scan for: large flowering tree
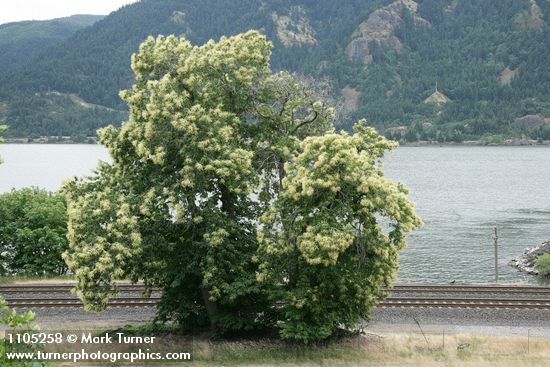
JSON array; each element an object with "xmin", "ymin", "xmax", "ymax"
[{"xmin": 63, "ymin": 31, "xmax": 421, "ymax": 341}]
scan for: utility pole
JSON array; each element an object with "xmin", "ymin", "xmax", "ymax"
[{"xmin": 492, "ymin": 227, "xmax": 499, "ymax": 283}]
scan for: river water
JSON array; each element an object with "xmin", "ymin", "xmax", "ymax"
[{"xmin": 0, "ymin": 144, "xmax": 549, "ymax": 283}]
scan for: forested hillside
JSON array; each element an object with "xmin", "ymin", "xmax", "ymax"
[
  {"xmin": 0, "ymin": 15, "xmax": 103, "ymax": 70},
  {"xmin": 1, "ymin": 0, "xmax": 549, "ymax": 142}
]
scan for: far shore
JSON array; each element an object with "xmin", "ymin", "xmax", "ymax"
[
  {"xmin": 4, "ymin": 136, "xmax": 550, "ymax": 146},
  {"xmin": 3, "ymin": 136, "xmax": 99, "ymax": 144},
  {"xmin": 401, "ymin": 139, "xmax": 550, "ymax": 147}
]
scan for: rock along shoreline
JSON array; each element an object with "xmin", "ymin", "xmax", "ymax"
[{"xmin": 509, "ymin": 240, "xmax": 550, "ymax": 275}]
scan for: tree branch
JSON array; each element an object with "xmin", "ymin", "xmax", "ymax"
[{"xmin": 291, "ymin": 111, "xmax": 318, "ymax": 135}]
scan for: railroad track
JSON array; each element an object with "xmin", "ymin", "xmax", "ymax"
[
  {"xmin": 0, "ymin": 284, "xmax": 148, "ymax": 293},
  {"xmin": 3, "ymin": 283, "xmax": 549, "ymax": 294},
  {"xmin": 387, "ymin": 284, "xmax": 550, "ymax": 294},
  {"xmin": 0, "ymin": 283, "xmax": 159, "ymax": 308},
  {"xmin": 2, "ymin": 283, "xmax": 550, "ymax": 309},
  {"xmin": 379, "ymin": 297, "xmax": 550, "ymax": 309},
  {"xmin": 4, "ymin": 297, "xmax": 160, "ymax": 308}
]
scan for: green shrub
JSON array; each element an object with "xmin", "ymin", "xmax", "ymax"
[
  {"xmin": 0, "ymin": 188, "xmax": 68, "ymax": 276},
  {"xmin": 535, "ymin": 254, "xmax": 550, "ymax": 278},
  {"xmin": 481, "ymin": 134, "xmax": 504, "ymax": 145},
  {"xmin": 0, "ymin": 296, "xmax": 45, "ymax": 366}
]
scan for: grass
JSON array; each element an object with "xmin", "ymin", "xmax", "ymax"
[
  {"xmin": 2, "ymin": 324, "xmax": 547, "ymax": 366},
  {"xmin": 0, "ymin": 274, "xmax": 75, "ymax": 284},
  {"xmin": 190, "ymin": 337, "xmax": 372, "ymax": 366},
  {"xmin": 88, "ymin": 325, "xmax": 550, "ymax": 366},
  {"xmin": 185, "ymin": 332, "xmax": 550, "ymax": 366}
]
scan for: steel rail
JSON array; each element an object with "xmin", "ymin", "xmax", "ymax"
[
  {"xmin": 2, "ymin": 284, "xmax": 548, "ymax": 291},
  {"xmin": 4, "ymin": 297, "xmax": 160, "ymax": 308},
  {"xmin": 381, "ymin": 297, "xmax": 550, "ymax": 306},
  {"xmin": 3, "ymin": 284, "xmax": 550, "ymax": 293},
  {"xmin": 379, "ymin": 300, "xmax": 550, "ymax": 309},
  {"xmin": 0, "ymin": 284, "xmax": 149, "ymax": 293},
  {"xmin": 388, "ymin": 285, "xmax": 550, "ymax": 293},
  {"xmin": 7, "ymin": 297, "xmax": 550, "ymax": 309}
]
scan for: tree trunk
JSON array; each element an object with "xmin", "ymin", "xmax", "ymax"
[
  {"xmin": 277, "ymin": 159, "xmax": 285, "ymax": 194},
  {"xmin": 200, "ymin": 287, "xmax": 219, "ymax": 331},
  {"xmin": 220, "ymin": 184, "xmax": 236, "ymax": 219}
]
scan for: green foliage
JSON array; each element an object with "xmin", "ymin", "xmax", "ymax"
[
  {"xmin": 0, "ymin": 296, "xmax": 44, "ymax": 367},
  {"xmin": 535, "ymin": 254, "xmax": 550, "ymax": 278},
  {"xmin": 63, "ymin": 31, "xmax": 420, "ymax": 342},
  {"xmin": 481, "ymin": 134, "xmax": 505, "ymax": 145},
  {"xmin": 0, "ymin": 297, "xmax": 36, "ymax": 328},
  {"xmin": 0, "ymin": 188, "xmax": 68, "ymax": 276}
]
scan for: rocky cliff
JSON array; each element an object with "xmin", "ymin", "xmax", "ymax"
[{"xmin": 346, "ymin": 0, "xmax": 429, "ymax": 67}]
